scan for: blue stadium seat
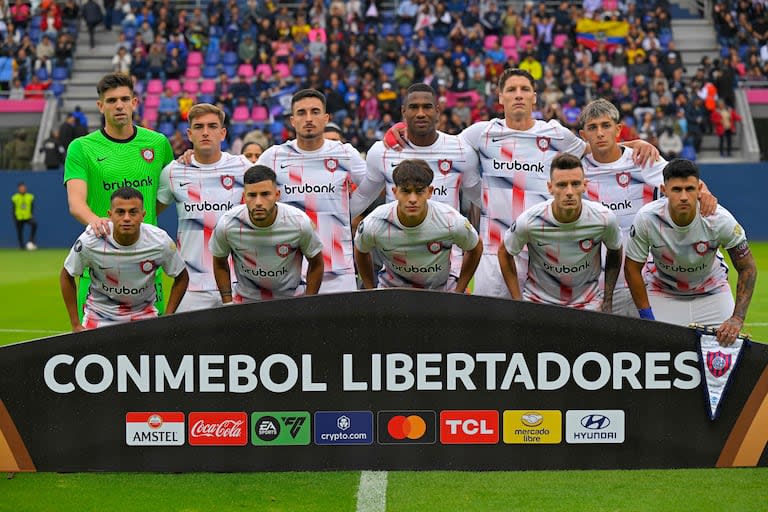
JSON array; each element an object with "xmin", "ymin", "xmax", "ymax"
[
  {"xmin": 205, "ymin": 52, "xmax": 219, "ymax": 66},
  {"xmin": 222, "ymin": 52, "xmax": 238, "ymax": 66},
  {"xmin": 399, "ymin": 23, "xmax": 413, "ymax": 38},
  {"xmin": 177, "ymin": 122, "xmax": 189, "ymax": 133},
  {"xmin": 269, "ymin": 120, "xmax": 285, "ymax": 142},
  {"xmin": 433, "ymin": 36, "xmax": 450, "ymax": 52},
  {"xmin": 198, "ymin": 94, "xmax": 214, "ymax": 104},
  {"xmin": 35, "ymin": 67, "xmax": 49, "ymax": 81},
  {"xmin": 223, "ymin": 64, "xmax": 237, "ymax": 78},
  {"xmin": 292, "ymin": 62, "xmax": 308, "ymax": 78},
  {"xmin": 381, "ymin": 61, "xmax": 395, "ymax": 79},
  {"xmin": 202, "ymin": 65, "xmax": 219, "ymax": 79},
  {"xmin": 229, "ymin": 123, "xmax": 249, "ymax": 139},
  {"xmin": 123, "ymin": 26, "xmax": 137, "ymax": 40},
  {"xmin": 52, "ymin": 67, "xmax": 69, "ymax": 81},
  {"xmin": 381, "ymin": 23, "xmax": 395, "ymax": 37},
  {"xmin": 158, "ymin": 122, "xmax": 176, "ymax": 137},
  {"xmin": 51, "ymin": 81, "xmax": 66, "ymax": 97}
]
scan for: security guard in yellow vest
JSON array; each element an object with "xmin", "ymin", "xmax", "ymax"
[{"xmin": 11, "ymin": 182, "xmax": 37, "ymax": 250}]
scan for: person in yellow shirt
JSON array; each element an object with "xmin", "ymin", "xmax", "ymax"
[
  {"xmin": 11, "ymin": 182, "xmax": 37, "ymax": 250},
  {"xmin": 519, "ymin": 52, "xmax": 543, "ymax": 81}
]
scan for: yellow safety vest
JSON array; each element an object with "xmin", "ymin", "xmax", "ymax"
[{"xmin": 11, "ymin": 193, "xmax": 34, "ymax": 221}]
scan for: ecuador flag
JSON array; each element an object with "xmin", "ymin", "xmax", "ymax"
[{"xmin": 575, "ymin": 18, "xmax": 629, "ymax": 51}]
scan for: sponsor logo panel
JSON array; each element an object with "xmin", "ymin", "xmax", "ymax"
[
  {"xmin": 188, "ymin": 412, "xmax": 248, "ymax": 446},
  {"xmin": 314, "ymin": 411, "xmax": 373, "ymax": 445},
  {"xmin": 439, "ymin": 410, "xmax": 499, "ymax": 444},
  {"xmin": 126, "ymin": 412, "xmax": 185, "ymax": 446},
  {"xmin": 251, "ymin": 411, "xmax": 311, "ymax": 446},
  {"xmin": 503, "ymin": 410, "xmax": 562, "ymax": 444},
  {"xmin": 377, "ymin": 411, "xmax": 436, "ymax": 445},
  {"xmin": 565, "ymin": 410, "xmax": 625, "ymax": 444}
]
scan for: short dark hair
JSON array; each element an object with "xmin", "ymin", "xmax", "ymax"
[
  {"xmin": 241, "ymin": 141, "xmax": 264, "ymax": 153},
  {"xmin": 550, "ymin": 153, "xmax": 584, "ymax": 177},
  {"xmin": 291, "ymin": 89, "xmax": 326, "ymax": 112},
  {"xmin": 392, "ymin": 159, "xmax": 434, "ymax": 188},
  {"xmin": 405, "ymin": 83, "xmax": 437, "ymax": 101},
  {"xmin": 97, "ymin": 73, "xmax": 134, "ymax": 98},
  {"xmin": 663, "ymin": 158, "xmax": 700, "ymax": 182},
  {"xmin": 498, "ymin": 68, "xmax": 536, "ymax": 91},
  {"xmin": 110, "ymin": 187, "xmax": 144, "ymax": 204},
  {"xmin": 244, "ymin": 165, "xmax": 277, "ymax": 185}
]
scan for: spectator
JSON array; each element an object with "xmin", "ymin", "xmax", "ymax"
[
  {"xmin": 39, "ymin": 129, "xmax": 65, "ymax": 170},
  {"xmin": 658, "ymin": 127, "xmax": 683, "ymax": 159},
  {"xmin": 164, "ymin": 46, "xmax": 184, "ymax": 79},
  {"xmin": 24, "ymin": 75, "xmax": 51, "ymax": 98},
  {"xmin": 112, "ymin": 46, "xmax": 131, "ymax": 73},
  {"xmin": 519, "ymin": 52, "xmax": 543, "ymax": 81},
  {"xmin": 82, "ymin": 0, "xmax": 104, "ymax": 49},
  {"xmin": 58, "ymin": 113, "xmax": 79, "ymax": 150},
  {"xmin": 2, "ymin": 129, "xmax": 34, "ymax": 169},
  {"xmin": 710, "ymin": 99, "xmax": 741, "ymax": 157},
  {"xmin": 158, "ymin": 87, "xmax": 179, "ymax": 123},
  {"xmin": 147, "ymin": 42, "xmax": 166, "ymax": 80},
  {"xmin": 238, "ymin": 33, "xmax": 257, "ymax": 65}
]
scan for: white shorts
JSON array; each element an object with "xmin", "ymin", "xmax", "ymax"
[
  {"xmin": 83, "ymin": 308, "xmax": 157, "ymax": 329},
  {"xmin": 648, "ymin": 289, "xmax": 734, "ymax": 328},
  {"xmin": 176, "ymin": 290, "xmax": 223, "ymax": 312},
  {"xmin": 473, "ymin": 251, "xmax": 527, "ymax": 299},
  {"xmin": 319, "ymin": 272, "xmax": 357, "ymax": 294},
  {"xmin": 610, "ymin": 287, "xmax": 640, "ymax": 318}
]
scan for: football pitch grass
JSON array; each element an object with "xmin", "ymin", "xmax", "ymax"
[{"xmin": 0, "ymin": 248, "xmax": 766, "ymax": 511}]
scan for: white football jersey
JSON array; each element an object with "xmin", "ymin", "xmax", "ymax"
[
  {"xmin": 582, "ymin": 148, "xmax": 666, "ymax": 289},
  {"xmin": 355, "ymin": 200, "xmax": 480, "ymax": 289},
  {"xmin": 257, "ymin": 139, "xmax": 366, "ymax": 277},
  {"xmin": 64, "ymin": 223, "xmax": 186, "ymax": 325},
  {"xmin": 626, "ymin": 200, "xmax": 745, "ymax": 296},
  {"xmin": 461, "ymin": 118, "xmax": 586, "ymax": 254},
  {"xmin": 158, "ymin": 153, "xmax": 251, "ymax": 292},
  {"xmin": 502, "ymin": 199, "xmax": 622, "ymax": 309},
  {"xmin": 350, "ymin": 133, "xmax": 481, "ymax": 216},
  {"xmin": 209, "ymin": 203, "xmax": 323, "ymax": 302}
]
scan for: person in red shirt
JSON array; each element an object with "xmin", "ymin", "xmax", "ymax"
[{"xmin": 24, "ymin": 75, "xmax": 51, "ymax": 98}]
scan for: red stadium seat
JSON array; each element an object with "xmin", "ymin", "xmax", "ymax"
[
  {"xmin": 200, "ymin": 79, "xmax": 216, "ymax": 95},
  {"xmin": 251, "ymin": 105, "xmax": 269, "ymax": 122},
  {"xmin": 165, "ymin": 79, "xmax": 181, "ymax": 95},
  {"xmin": 483, "ymin": 35, "xmax": 499, "ymax": 50},
  {"xmin": 612, "ymin": 74, "xmax": 628, "ymax": 89},
  {"xmin": 187, "ymin": 51, "xmax": 203, "ymax": 66},
  {"xmin": 231, "ymin": 105, "xmax": 250, "ymax": 122},
  {"xmin": 254, "ymin": 63, "xmax": 272, "ymax": 79},
  {"xmin": 553, "ymin": 33, "xmax": 569, "ymax": 49},
  {"xmin": 237, "ymin": 64, "xmax": 254, "ymax": 78},
  {"xmin": 143, "ymin": 108, "xmax": 158, "ymax": 127},
  {"xmin": 184, "ymin": 66, "xmax": 201, "ymax": 80},
  {"xmin": 274, "ymin": 63, "xmax": 290, "ymax": 78},
  {"xmin": 143, "ymin": 94, "xmax": 161, "ymax": 108},
  {"xmin": 502, "ymin": 35, "xmax": 517, "ymax": 49},
  {"xmin": 146, "ymin": 79, "xmax": 163, "ymax": 95},
  {"xmin": 517, "ymin": 34, "xmax": 534, "ymax": 50},
  {"xmin": 183, "ymin": 80, "xmax": 199, "ymax": 95}
]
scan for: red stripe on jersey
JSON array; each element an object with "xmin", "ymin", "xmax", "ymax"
[
  {"xmin": 84, "ymin": 316, "xmax": 98, "ymax": 330},
  {"xmin": 304, "ymin": 198, "xmax": 318, "ymax": 228},
  {"xmin": 289, "ymin": 167, "xmax": 302, "ymax": 184},
  {"xmin": 243, "ymin": 253, "xmax": 258, "ymax": 267},
  {"xmin": 643, "ymin": 184, "xmax": 655, "ymax": 204},
  {"xmin": 546, "ymin": 248, "xmax": 558, "ymax": 264},
  {"xmin": 332, "ymin": 224, "xmax": 344, "ymax": 268},
  {"xmin": 660, "ymin": 250, "xmax": 674, "ymax": 265},
  {"xmin": 560, "ymin": 283, "xmax": 573, "ymax": 304},
  {"xmin": 261, "ymin": 288, "xmax": 273, "ymax": 301},
  {"xmin": 677, "ymin": 278, "xmax": 689, "ymax": 292},
  {"xmin": 393, "ymin": 252, "xmax": 407, "ymax": 266},
  {"xmin": 489, "ymin": 221, "xmax": 502, "ymax": 247},
  {"xmin": 188, "ymin": 184, "xmax": 201, "ymax": 203},
  {"xmin": 512, "ymin": 173, "xmax": 526, "ymax": 220},
  {"xmin": 587, "ymin": 181, "xmax": 599, "ymax": 201},
  {"xmin": 106, "ymin": 273, "xmax": 119, "ymax": 285}
]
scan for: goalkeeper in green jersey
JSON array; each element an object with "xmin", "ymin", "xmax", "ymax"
[{"xmin": 64, "ymin": 73, "xmax": 175, "ymax": 317}]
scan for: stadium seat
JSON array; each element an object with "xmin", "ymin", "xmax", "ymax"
[
  {"xmin": 517, "ymin": 34, "xmax": 534, "ymax": 50},
  {"xmin": 223, "ymin": 64, "xmax": 237, "ymax": 78},
  {"xmin": 183, "ymin": 80, "xmax": 199, "ymax": 95},
  {"xmin": 433, "ymin": 36, "xmax": 450, "ymax": 52},
  {"xmin": 202, "ymin": 65, "xmax": 218, "ymax": 78},
  {"xmin": 123, "ymin": 26, "xmax": 137, "ymax": 40},
  {"xmin": 222, "ymin": 51, "xmax": 238, "ymax": 66},
  {"xmin": 184, "ymin": 66, "xmax": 201, "ymax": 80},
  {"xmin": 612, "ymin": 74, "xmax": 628, "ymax": 89},
  {"xmin": 158, "ymin": 122, "xmax": 176, "ymax": 137},
  {"xmin": 254, "ymin": 63, "xmax": 272, "ymax": 79},
  {"xmin": 502, "ymin": 35, "xmax": 517, "ymax": 49},
  {"xmin": 144, "ymin": 94, "xmax": 161, "ymax": 108},
  {"xmin": 197, "ymin": 94, "xmax": 214, "ymax": 104},
  {"xmin": 35, "ymin": 67, "xmax": 49, "ymax": 81},
  {"xmin": 292, "ymin": 62, "xmax": 308, "ymax": 79},
  {"xmin": 177, "ymin": 121, "xmax": 189, "ymax": 133},
  {"xmin": 165, "ymin": 79, "xmax": 181, "ymax": 95},
  {"xmin": 251, "ymin": 105, "xmax": 269, "ymax": 122},
  {"xmin": 381, "ymin": 22, "xmax": 395, "ymax": 37},
  {"xmin": 187, "ymin": 51, "xmax": 203, "ymax": 66},
  {"xmin": 230, "ymin": 123, "xmax": 249, "ymax": 139},
  {"xmin": 146, "ymin": 79, "xmax": 163, "ymax": 95},
  {"xmin": 143, "ymin": 107, "xmax": 158, "ymax": 124},
  {"xmin": 274, "ymin": 63, "xmax": 290, "ymax": 79},
  {"xmin": 381, "ymin": 61, "xmax": 395, "ymax": 79},
  {"xmin": 52, "ymin": 67, "xmax": 69, "ymax": 81},
  {"xmin": 200, "ymin": 79, "xmax": 216, "ymax": 95},
  {"xmin": 484, "ymin": 35, "xmax": 499, "ymax": 50},
  {"xmin": 399, "ymin": 23, "xmax": 413, "ymax": 38},
  {"xmin": 51, "ymin": 81, "xmax": 66, "ymax": 97},
  {"xmin": 205, "ymin": 52, "xmax": 219, "ymax": 66},
  {"xmin": 237, "ymin": 64, "xmax": 254, "ymax": 78},
  {"xmin": 231, "ymin": 105, "xmax": 250, "ymax": 122},
  {"xmin": 270, "ymin": 121, "xmax": 285, "ymax": 143},
  {"xmin": 553, "ymin": 33, "xmax": 569, "ymax": 49},
  {"xmin": 504, "ymin": 47, "xmax": 519, "ymax": 61}
]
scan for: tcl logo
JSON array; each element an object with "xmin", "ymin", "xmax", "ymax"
[
  {"xmin": 440, "ymin": 410, "xmax": 499, "ymax": 444},
  {"xmin": 188, "ymin": 412, "xmax": 248, "ymax": 446}
]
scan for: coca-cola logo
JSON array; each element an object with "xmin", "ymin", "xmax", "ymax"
[{"xmin": 188, "ymin": 412, "xmax": 248, "ymax": 446}]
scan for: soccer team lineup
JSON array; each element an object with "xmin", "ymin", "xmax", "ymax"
[{"xmin": 60, "ymin": 71, "xmax": 755, "ymax": 347}]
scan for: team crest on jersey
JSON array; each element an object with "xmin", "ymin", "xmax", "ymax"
[
  {"xmin": 630, "ymin": 225, "xmax": 636, "ymax": 238},
  {"xmin": 707, "ymin": 350, "xmax": 731, "ymax": 378},
  {"xmin": 536, "ymin": 136, "xmax": 550, "ymax": 152},
  {"xmin": 139, "ymin": 260, "xmax": 155, "ymax": 274},
  {"xmin": 427, "ymin": 241, "xmax": 442, "ymax": 254},
  {"xmin": 276, "ymin": 243, "xmax": 292, "ymax": 257},
  {"xmin": 324, "ymin": 158, "xmax": 339, "ymax": 172},
  {"xmin": 74, "ymin": 240, "xmax": 82, "ymax": 252},
  {"xmin": 616, "ymin": 172, "xmax": 631, "ymax": 188},
  {"xmin": 220, "ymin": 175, "xmax": 235, "ymax": 190},
  {"xmin": 438, "ymin": 159, "xmax": 452, "ymax": 175},
  {"xmin": 140, "ymin": 148, "xmax": 155, "ymax": 163},
  {"xmin": 579, "ymin": 239, "xmax": 594, "ymax": 252},
  {"xmin": 694, "ymin": 241, "xmax": 710, "ymax": 255}
]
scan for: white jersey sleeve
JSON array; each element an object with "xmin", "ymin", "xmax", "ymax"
[
  {"xmin": 157, "ymin": 162, "xmax": 174, "ymax": 206},
  {"xmin": 350, "ymin": 141, "xmax": 389, "ymax": 217}
]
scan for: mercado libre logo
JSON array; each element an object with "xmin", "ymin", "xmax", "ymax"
[{"xmin": 377, "ymin": 411, "xmax": 436, "ymax": 445}]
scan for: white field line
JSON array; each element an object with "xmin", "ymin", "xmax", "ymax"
[
  {"xmin": 0, "ymin": 329, "xmax": 64, "ymax": 334},
  {"xmin": 356, "ymin": 470, "xmax": 388, "ymax": 512}
]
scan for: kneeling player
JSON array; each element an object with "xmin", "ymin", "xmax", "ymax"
[
  {"xmin": 60, "ymin": 187, "xmax": 189, "ymax": 331},
  {"xmin": 625, "ymin": 159, "xmax": 757, "ymax": 345},
  {"xmin": 210, "ymin": 165, "xmax": 324, "ymax": 303},
  {"xmin": 354, "ymin": 159, "xmax": 482, "ymax": 292},
  {"xmin": 498, "ymin": 153, "xmax": 623, "ymax": 311}
]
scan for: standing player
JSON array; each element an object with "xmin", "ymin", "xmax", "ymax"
[
  {"xmin": 579, "ymin": 99, "xmax": 718, "ymax": 316},
  {"xmin": 157, "ymin": 103, "xmax": 251, "ymax": 312},
  {"xmin": 498, "ymin": 154, "xmax": 622, "ymax": 310},
  {"xmin": 354, "ymin": 159, "xmax": 483, "ymax": 291},
  {"xmin": 64, "ymin": 72, "xmax": 175, "ymax": 315},
  {"xmin": 60, "ymin": 187, "xmax": 188, "ymax": 332},
  {"xmin": 210, "ymin": 166, "xmax": 324, "ymax": 303},
  {"xmin": 257, "ymin": 89, "xmax": 366, "ymax": 293},
  {"xmin": 625, "ymin": 159, "xmax": 757, "ymax": 346}
]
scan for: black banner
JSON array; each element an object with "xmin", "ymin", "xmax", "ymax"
[{"xmin": 1, "ymin": 290, "xmax": 766, "ymax": 472}]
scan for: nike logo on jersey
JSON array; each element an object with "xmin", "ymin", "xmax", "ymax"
[
  {"xmin": 536, "ymin": 242, "xmax": 551, "ymax": 247},
  {"xmin": 179, "ymin": 182, "xmax": 192, "ymax": 187},
  {"xmin": 97, "ymin": 156, "xmax": 108, "ymax": 162},
  {"xmin": 280, "ymin": 163, "xmax": 292, "ymax": 169},
  {"xmin": 390, "ymin": 162, "xmax": 400, "ymax": 167},
  {"xmin": 652, "ymin": 244, "xmax": 666, "ymax": 249}
]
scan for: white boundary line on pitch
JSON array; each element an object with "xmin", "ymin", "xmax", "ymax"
[
  {"xmin": 0, "ymin": 329, "xmax": 64, "ymax": 334},
  {"xmin": 745, "ymin": 323, "xmax": 768, "ymax": 326},
  {"xmin": 356, "ymin": 470, "xmax": 388, "ymax": 512}
]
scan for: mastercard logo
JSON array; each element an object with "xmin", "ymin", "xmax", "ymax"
[
  {"xmin": 377, "ymin": 411, "xmax": 436, "ymax": 444},
  {"xmin": 387, "ymin": 415, "xmax": 427, "ymax": 440}
]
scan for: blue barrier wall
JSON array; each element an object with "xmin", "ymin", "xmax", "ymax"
[{"xmin": 1, "ymin": 163, "xmax": 766, "ymax": 248}]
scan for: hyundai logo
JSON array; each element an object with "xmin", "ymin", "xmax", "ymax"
[{"xmin": 580, "ymin": 414, "xmax": 611, "ymax": 430}]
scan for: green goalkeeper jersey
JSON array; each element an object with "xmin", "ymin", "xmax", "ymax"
[{"xmin": 64, "ymin": 127, "xmax": 174, "ymax": 225}]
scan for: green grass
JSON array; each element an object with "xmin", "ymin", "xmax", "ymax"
[{"xmin": 0, "ymin": 247, "xmax": 766, "ymax": 511}]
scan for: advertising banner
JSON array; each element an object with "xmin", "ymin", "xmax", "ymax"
[{"xmin": 0, "ymin": 290, "xmax": 766, "ymax": 472}]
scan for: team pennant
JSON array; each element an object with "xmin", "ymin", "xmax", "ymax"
[{"xmin": 694, "ymin": 325, "xmax": 749, "ymax": 421}]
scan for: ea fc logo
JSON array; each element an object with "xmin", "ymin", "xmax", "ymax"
[
  {"xmin": 579, "ymin": 239, "xmax": 594, "ymax": 252},
  {"xmin": 536, "ymin": 136, "xmax": 550, "ymax": 152},
  {"xmin": 616, "ymin": 172, "xmax": 631, "ymax": 188},
  {"xmin": 140, "ymin": 260, "xmax": 155, "ymax": 274},
  {"xmin": 141, "ymin": 148, "xmax": 155, "ymax": 163},
  {"xmin": 276, "ymin": 243, "xmax": 291, "ymax": 257},
  {"xmin": 324, "ymin": 158, "xmax": 338, "ymax": 172},
  {"xmin": 220, "ymin": 175, "xmax": 235, "ymax": 190},
  {"xmin": 694, "ymin": 241, "xmax": 709, "ymax": 255},
  {"xmin": 427, "ymin": 241, "xmax": 442, "ymax": 254},
  {"xmin": 438, "ymin": 159, "xmax": 452, "ymax": 175}
]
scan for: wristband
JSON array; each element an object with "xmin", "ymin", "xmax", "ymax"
[{"xmin": 638, "ymin": 307, "xmax": 655, "ymax": 320}]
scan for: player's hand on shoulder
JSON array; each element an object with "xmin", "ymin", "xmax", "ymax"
[
  {"xmin": 699, "ymin": 189, "xmax": 718, "ymax": 217},
  {"xmin": 383, "ymin": 121, "xmax": 408, "ymax": 151},
  {"xmin": 90, "ymin": 217, "xmax": 111, "ymax": 238},
  {"xmin": 630, "ymin": 140, "xmax": 660, "ymax": 168},
  {"xmin": 177, "ymin": 149, "xmax": 194, "ymax": 165}
]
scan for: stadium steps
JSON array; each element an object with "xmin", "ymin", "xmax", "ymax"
[{"xmin": 670, "ymin": 19, "xmax": 719, "ymax": 77}]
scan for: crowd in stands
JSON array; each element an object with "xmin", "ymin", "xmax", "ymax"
[{"xmin": 0, "ymin": 0, "xmax": 761, "ymax": 164}]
